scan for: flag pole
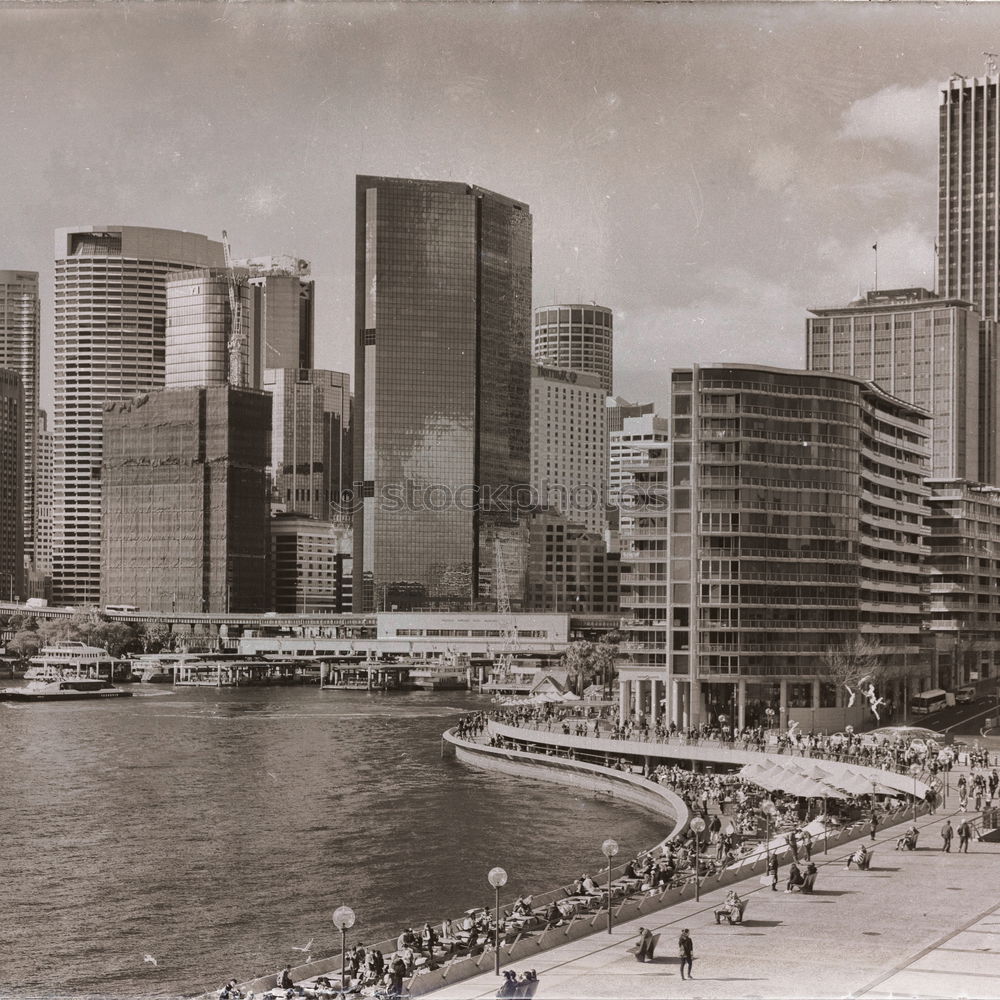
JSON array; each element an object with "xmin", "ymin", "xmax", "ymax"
[{"xmin": 873, "ymin": 243, "xmax": 878, "ymax": 293}]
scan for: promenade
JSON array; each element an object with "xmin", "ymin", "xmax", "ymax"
[{"xmin": 430, "ymin": 802, "xmax": 999, "ymax": 999}]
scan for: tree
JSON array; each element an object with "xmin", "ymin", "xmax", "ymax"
[
  {"xmin": 820, "ymin": 635, "xmax": 886, "ymax": 694},
  {"xmin": 6, "ymin": 629, "xmax": 42, "ymax": 661},
  {"xmin": 563, "ymin": 640, "xmax": 597, "ymax": 696},
  {"xmin": 140, "ymin": 621, "xmax": 174, "ymax": 653},
  {"xmin": 36, "ymin": 611, "xmax": 142, "ymax": 658}
]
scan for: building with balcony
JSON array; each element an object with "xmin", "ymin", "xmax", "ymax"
[
  {"xmin": 925, "ymin": 479, "xmax": 1000, "ymax": 690},
  {"xmin": 618, "ymin": 364, "xmax": 931, "ymax": 732}
]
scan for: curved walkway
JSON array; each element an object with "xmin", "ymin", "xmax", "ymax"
[
  {"xmin": 487, "ymin": 721, "xmax": 934, "ymax": 799},
  {"xmin": 429, "ymin": 798, "xmax": 993, "ymax": 999}
]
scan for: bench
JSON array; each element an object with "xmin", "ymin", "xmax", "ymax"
[
  {"xmin": 846, "ymin": 849, "xmax": 874, "ymax": 871},
  {"xmin": 714, "ymin": 898, "xmax": 748, "ymax": 925}
]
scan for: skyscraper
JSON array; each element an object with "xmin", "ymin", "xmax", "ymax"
[
  {"xmin": 529, "ymin": 363, "xmax": 607, "ymax": 534},
  {"xmin": 0, "ymin": 369, "xmax": 24, "ymax": 600},
  {"xmin": 52, "ymin": 226, "xmax": 224, "ymax": 605},
  {"xmin": 354, "ymin": 175, "xmax": 532, "ymax": 612},
  {"xmin": 806, "ymin": 288, "xmax": 996, "ymax": 482},
  {"xmin": 264, "ymin": 368, "xmax": 352, "ymax": 519},
  {"xmin": 101, "ymin": 386, "xmax": 271, "ymax": 613},
  {"xmin": 165, "ymin": 268, "xmax": 258, "ymax": 389},
  {"xmin": 938, "ymin": 74, "xmax": 1000, "ymax": 320},
  {"xmin": 0, "ymin": 271, "xmax": 39, "ymax": 565},
  {"xmin": 34, "ymin": 410, "xmax": 53, "ymax": 575},
  {"xmin": 236, "ymin": 255, "xmax": 314, "ymax": 371},
  {"xmin": 533, "ymin": 303, "xmax": 613, "ymax": 395}
]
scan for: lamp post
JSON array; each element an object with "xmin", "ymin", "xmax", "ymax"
[
  {"xmin": 761, "ymin": 798, "xmax": 778, "ymax": 865},
  {"xmin": 601, "ymin": 838, "xmax": 619, "ymax": 933},
  {"xmin": 690, "ymin": 816, "xmax": 706, "ymax": 901},
  {"xmin": 332, "ymin": 905, "xmax": 356, "ymax": 992},
  {"xmin": 488, "ymin": 866, "xmax": 507, "ymax": 976}
]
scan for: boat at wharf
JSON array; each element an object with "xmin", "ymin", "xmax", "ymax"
[
  {"xmin": 24, "ymin": 643, "xmax": 131, "ymax": 682},
  {"xmin": 399, "ymin": 651, "xmax": 475, "ymax": 690}
]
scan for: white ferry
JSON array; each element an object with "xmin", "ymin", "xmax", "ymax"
[
  {"xmin": 0, "ymin": 676, "xmax": 132, "ymax": 702},
  {"xmin": 24, "ymin": 643, "xmax": 120, "ymax": 681}
]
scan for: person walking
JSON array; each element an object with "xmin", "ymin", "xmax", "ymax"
[
  {"xmin": 941, "ymin": 818, "xmax": 954, "ymax": 853},
  {"xmin": 801, "ymin": 829, "xmax": 813, "ymax": 861},
  {"xmin": 678, "ymin": 928, "xmax": 694, "ymax": 980},
  {"xmin": 958, "ymin": 818, "xmax": 972, "ymax": 853},
  {"xmin": 869, "ymin": 813, "xmax": 879, "ymax": 842},
  {"xmin": 767, "ymin": 851, "xmax": 780, "ymax": 891}
]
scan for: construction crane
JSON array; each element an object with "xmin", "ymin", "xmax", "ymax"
[
  {"xmin": 490, "ymin": 535, "xmax": 519, "ymax": 686},
  {"xmin": 221, "ymin": 230, "xmax": 246, "ymax": 388}
]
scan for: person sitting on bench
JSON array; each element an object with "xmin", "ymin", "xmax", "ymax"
[
  {"xmin": 846, "ymin": 844, "xmax": 871, "ymax": 870},
  {"xmin": 801, "ymin": 862, "xmax": 818, "ymax": 893},
  {"xmin": 785, "ymin": 861, "xmax": 805, "ymax": 892},
  {"xmin": 714, "ymin": 889, "xmax": 746, "ymax": 924},
  {"xmin": 895, "ymin": 825, "xmax": 919, "ymax": 851}
]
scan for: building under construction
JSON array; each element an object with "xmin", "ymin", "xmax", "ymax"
[{"xmin": 100, "ymin": 386, "xmax": 271, "ymax": 613}]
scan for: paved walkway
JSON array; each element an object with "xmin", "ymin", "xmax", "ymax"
[{"xmin": 430, "ymin": 803, "xmax": 1000, "ymax": 999}]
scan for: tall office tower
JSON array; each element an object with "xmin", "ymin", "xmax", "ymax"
[
  {"xmin": 529, "ymin": 364, "xmax": 607, "ymax": 534},
  {"xmin": 0, "ymin": 271, "xmax": 39, "ymax": 564},
  {"xmin": 34, "ymin": 410, "xmax": 53, "ymax": 574},
  {"xmin": 609, "ymin": 409, "xmax": 669, "ymax": 509},
  {"xmin": 101, "ymin": 386, "xmax": 271, "ymax": 613},
  {"xmin": 263, "ymin": 368, "xmax": 352, "ymax": 518},
  {"xmin": 235, "ymin": 255, "xmax": 314, "ymax": 370},
  {"xmin": 533, "ymin": 303, "xmax": 613, "ymax": 395},
  {"xmin": 618, "ymin": 365, "xmax": 930, "ymax": 731},
  {"xmin": 353, "ymin": 176, "xmax": 532, "ymax": 613},
  {"xmin": 938, "ymin": 74, "xmax": 1000, "ymax": 319},
  {"xmin": 0, "ymin": 369, "xmax": 24, "ymax": 600},
  {"xmin": 807, "ymin": 288, "xmax": 995, "ymax": 481},
  {"xmin": 52, "ymin": 226, "xmax": 224, "ymax": 605},
  {"xmin": 165, "ymin": 268, "xmax": 258, "ymax": 389}
]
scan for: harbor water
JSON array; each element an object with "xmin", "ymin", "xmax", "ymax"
[{"xmin": 2, "ymin": 687, "xmax": 666, "ymax": 999}]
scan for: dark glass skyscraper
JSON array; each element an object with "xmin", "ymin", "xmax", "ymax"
[{"xmin": 353, "ymin": 176, "xmax": 532, "ymax": 612}]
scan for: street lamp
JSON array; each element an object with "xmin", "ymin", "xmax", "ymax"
[
  {"xmin": 761, "ymin": 799, "xmax": 779, "ymax": 866},
  {"xmin": 601, "ymin": 838, "xmax": 619, "ymax": 934},
  {"xmin": 690, "ymin": 816, "xmax": 706, "ymax": 901},
  {"xmin": 488, "ymin": 866, "xmax": 508, "ymax": 976},
  {"xmin": 332, "ymin": 905, "xmax": 356, "ymax": 992}
]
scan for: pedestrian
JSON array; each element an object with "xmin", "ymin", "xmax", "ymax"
[
  {"xmin": 678, "ymin": 928, "xmax": 694, "ymax": 980},
  {"xmin": 958, "ymin": 818, "xmax": 971, "ymax": 853},
  {"xmin": 941, "ymin": 818, "xmax": 954, "ymax": 853},
  {"xmin": 767, "ymin": 851, "xmax": 780, "ymax": 891},
  {"xmin": 869, "ymin": 813, "xmax": 878, "ymax": 842},
  {"xmin": 788, "ymin": 828, "xmax": 799, "ymax": 861},
  {"xmin": 801, "ymin": 829, "xmax": 813, "ymax": 861}
]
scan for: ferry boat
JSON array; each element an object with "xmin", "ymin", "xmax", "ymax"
[
  {"xmin": 0, "ymin": 676, "xmax": 132, "ymax": 702},
  {"xmin": 24, "ymin": 643, "xmax": 130, "ymax": 682},
  {"xmin": 401, "ymin": 652, "xmax": 473, "ymax": 690}
]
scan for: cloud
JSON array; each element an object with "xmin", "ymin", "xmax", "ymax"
[
  {"xmin": 839, "ymin": 81, "xmax": 940, "ymax": 150},
  {"xmin": 613, "ymin": 271, "xmax": 806, "ymax": 409},
  {"xmin": 749, "ymin": 144, "xmax": 798, "ymax": 193}
]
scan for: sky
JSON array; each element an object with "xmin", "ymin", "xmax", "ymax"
[{"xmin": 0, "ymin": 1, "xmax": 996, "ymax": 413}]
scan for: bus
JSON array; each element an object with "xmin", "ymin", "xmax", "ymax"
[{"xmin": 911, "ymin": 688, "xmax": 948, "ymax": 715}]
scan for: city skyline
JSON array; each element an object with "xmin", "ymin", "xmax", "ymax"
[{"xmin": 1, "ymin": 4, "xmax": 994, "ymax": 415}]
